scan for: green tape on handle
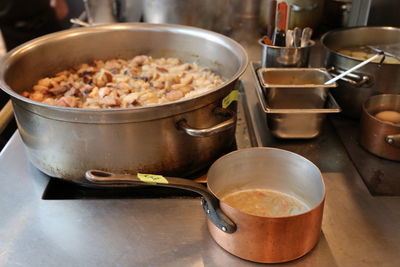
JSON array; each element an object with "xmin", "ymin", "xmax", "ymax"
[
  {"xmin": 137, "ymin": 173, "xmax": 169, "ymax": 184},
  {"xmin": 222, "ymin": 90, "xmax": 239, "ymax": 109}
]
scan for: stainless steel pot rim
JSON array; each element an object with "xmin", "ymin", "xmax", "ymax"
[
  {"xmin": 321, "ymin": 26, "xmax": 400, "ymax": 65},
  {"xmin": 363, "ymin": 93, "xmax": 400, "ymax": 128},
  {"xmin": 258, "ymin": 38, "xmax": 315, "ymax": 49},
  {"xmin": 207, "ymin": 147, "xmax": 326, "ymax": 219},
  {"xmin": 257, "ymin": 67, "xmax": 337, "ymax": 88},
  {"xmin": 0, "ymin": 22, "xmax": 248, "ymax": 114}
]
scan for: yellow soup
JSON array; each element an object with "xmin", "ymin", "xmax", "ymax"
[{"xmin": 221, "ymin": 189, "xmax": 309, "ymax": 217}]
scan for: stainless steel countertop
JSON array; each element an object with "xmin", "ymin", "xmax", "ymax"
[{"xmin": 1, "ymin": 32, "xmax": 400, "ymax": 267}]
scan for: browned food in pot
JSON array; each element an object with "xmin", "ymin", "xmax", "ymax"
[{"xmin": 21, "ymin": 55, "xmax": 225, "ymax": 108}]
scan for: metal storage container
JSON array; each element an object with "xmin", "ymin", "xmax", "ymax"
[{"xmin": 251, "ymin": 64, "xmax": 341, "ymax": 139}]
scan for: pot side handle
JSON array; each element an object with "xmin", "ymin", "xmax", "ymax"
[
  {"xmin": 85, "ymin": 170, "xmax": 237, "ymax": 234},
  {"xmin": 385, "ymin": 134, "xmax": 400, "ymax": 148},
  {"xmin": 177, "ymin": 107, "xmax": 236, "ymax": 137},
  {"xmin": 327, "ymin": 66, "xmax": 371, "ymax": 87}
]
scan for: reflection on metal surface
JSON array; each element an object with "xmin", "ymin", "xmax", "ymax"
[{"xmin": 348, "ymin": 0, "xmax": 371, "ymax": 26}]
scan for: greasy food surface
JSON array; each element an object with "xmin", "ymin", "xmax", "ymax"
[
  {"xmin": 221, "ymin": 189, "xmax": 309, "ymax": 217},
  {"xmin": 338, "ymin": 46, "xmax": 400, "ymax": 64},
  {"xmin": 375, "ymin": 110, "xmax": 400, "ymax": 124},
  {"xmin": 22, "ymin": 56, "xmax": 225, "ymax": 108}
]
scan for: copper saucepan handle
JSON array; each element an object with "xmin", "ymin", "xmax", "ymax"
[
  {"xmin": 385, "ymin": 134, "xmax": 400, "ymax": 148},
  {"xmin": 177, "ymin": 107, "xmax": 236, "ymax": 137},
  {"xmin": 85, "ymin": 170, "xmax": 237, "ymax": 233}
]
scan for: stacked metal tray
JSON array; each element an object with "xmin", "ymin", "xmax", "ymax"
[{"xmin": 250, "ymin": 62, "xmax": 341, "ymax": 139}]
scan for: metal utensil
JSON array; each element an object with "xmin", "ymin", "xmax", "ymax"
[
  {"xmin": 325, "ymin": 52, "xmax": 385, "ymax": 85},
  {"xmin": 285, "ymin": 29, "xmax": 294, "ymax": 47},
  {"xmin": 70, "ymin": 18, "xmax": 91, "ymax": 27},
  {"xmin": 301, "ymin": 27, "xmax": 313, "ymax": 47},
  {"xmin": 293, "ymin": 27, "xmax": 302, "ymax": 47}
]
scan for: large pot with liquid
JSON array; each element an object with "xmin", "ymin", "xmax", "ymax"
[
  {"xmin": 0, "ymin": 23, "xmax": 248, "ymax": 182},
  {"xmin": 321, "ymin": 26, "xmax": 400, "ymax": 118}
]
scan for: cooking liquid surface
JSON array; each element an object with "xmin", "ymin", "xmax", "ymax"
[
  {"xmin": 338, "ymin": 46, "xmax": 400, "ymax": 64},
  {"xmin": 221, "ymin": 189, "xmax": 310, "ymax": 217}
]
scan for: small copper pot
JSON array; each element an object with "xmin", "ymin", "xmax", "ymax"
[
  {"xmin": 360, "ymin": 94, "xmax": 400, "ymax": 161},
  {"xmin": 206, "ymin": 148, "xmax": 325, "ymax": 263},
  {"xmin": 85, "ymin": 147, "xmax": 325, "ymax": 263}
]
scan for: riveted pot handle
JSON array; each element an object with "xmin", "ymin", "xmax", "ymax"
[
  {"xmin": 385, "ymin": 134, "xmax": 400, "ymax": 148},
  {"xmin": 177, "ymin": 107, "xmax": 236, "ymax": 137},
  {"xmin": 85, "ymin": 170, "xmax": 237, "ymax": 233},
  {"xmin": 327, "ymin": 66, "xmax": 370, "ymax": 87}
]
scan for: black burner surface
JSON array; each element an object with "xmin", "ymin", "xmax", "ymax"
[
  {"xmin": 331, "ymin": 117, "xmax": 400, "ymax": 196},
  {"xmin": 42, "ymin": 141, "xmax": 237, "ymax": 200}
]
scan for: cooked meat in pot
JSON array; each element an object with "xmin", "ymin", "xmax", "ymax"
[{"xmin": 22, "ymin": 55, "xmax": 225, "ymax": 108}]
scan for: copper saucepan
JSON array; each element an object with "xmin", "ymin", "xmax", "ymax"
[
  {"xmin": 360, "ymin": 94, "xmax": 400, "ymax": 161},
  {"xmin": 85, "ymin": 147, "xmax": 325, "ymax": 263}
]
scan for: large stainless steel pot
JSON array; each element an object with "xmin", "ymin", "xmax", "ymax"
[
  {"xmin": 0, "ymin": 23, "xmax": 248, "ymax": 182},
  {"xmin": 321, "ymin": 26, "xmax": 400, "ymax": 118}
]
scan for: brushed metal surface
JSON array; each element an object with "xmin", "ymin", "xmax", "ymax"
[
  {"xmin": 0, "ymin": 23, "xmax": 248, "ymax": 180},
  {"xmin": 257, "ymin": 68, "xmax": 335, "ymax": 88},
  {"xmin": 1, "ymin": 129, "xmax": 400, "ymax": 266},
  {"xmin": 257, "ymin": 68, "xmax": 336, "ymax": 109},
  {"xmin": 259, "ymin": 39, "xmax": 315, "ymax": 68}
]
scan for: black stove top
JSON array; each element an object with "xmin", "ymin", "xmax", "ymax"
[
  {"xmin": 42, "ymin": 141, "xmax": 237, "ymax": 200},
  {"xmin": 331, "ymin": 117, "xmax": 400, "ymax": 196}
]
